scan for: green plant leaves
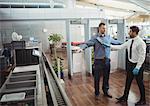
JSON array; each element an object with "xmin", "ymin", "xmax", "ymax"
[
  {"xmin": 48, "ymin": 33, "xmax": 63, "ymax": 44},
  {"xmin": 52, "ymin": 57, "xmax": 64, "ymax": 72}
]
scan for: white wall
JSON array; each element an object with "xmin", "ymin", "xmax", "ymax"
[
  {"xmin": 0, "ymin": 20, "xmax": 66, "ymax": 51},
  {"xmin": 44, "ymin": 20, "xmax": 66, "ymax": 41},
  {"xmin": 89, "ymin": 20, "xmax": 101, "ymax": 28},
  {"xmin": 70, "ymin": 24, "xmax": 85, "ymax": 42},
  {"xmin": 1, "ymin": 20, "xmax": 96, "ymax": 51}
]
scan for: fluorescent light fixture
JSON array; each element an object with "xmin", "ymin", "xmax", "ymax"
[{"xmin": 43, "ymin": 28, "xmax": 48, "ymax": 33}]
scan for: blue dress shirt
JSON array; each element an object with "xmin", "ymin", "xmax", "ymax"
[{"xmin": 79, "ymin": 34, "xmax": 122, "ymax": 59}]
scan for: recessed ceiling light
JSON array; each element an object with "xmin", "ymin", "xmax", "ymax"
[{"xmin": 104, "ymin": 0, "xmax": 113, "ymax": 2}]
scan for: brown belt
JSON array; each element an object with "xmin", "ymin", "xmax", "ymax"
[{"xmin": 95, "ymin": 57, "xmax": 110, "ymax": 62}]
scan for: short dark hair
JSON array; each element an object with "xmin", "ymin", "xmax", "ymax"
[
  {"xmin": 130, "ymin": 26, "xmax": 139, "ymax": 34},
  {"xmin": 99, "ymin": 22, "xmax": 105, "ymax": 27}
]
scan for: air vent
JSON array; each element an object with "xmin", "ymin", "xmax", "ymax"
[
  {"xmin": 39, "ymin": 5, "xmax": 50, "ymax": 8},
  {"xmin": 0, "ymin": 4, "xmax": 65, "ymax": 8},
  {"xmin": 0, "ymin": 4, "xmax": 10, "ymax": 8},
  {"xmin": 11, "ymin": 5, "xmax": 24, "ymax": 8},
  {"xmin": 25, "ymin": 5, "xmax": 39, "ymax": 8}
]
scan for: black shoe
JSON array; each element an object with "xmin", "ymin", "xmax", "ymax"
[
  {"xmin": 135, "ymin": 100, "xmax": 146, "ymax": 105},
  {"xmin": 95, "ymin": 95, "xmax": 101, "ymax": 100},
  {"xmin": 116, "ymin": 96, "xmax": 127, "ymax": 102},
  {"xmin": 104, "ymin": 93, "xmax": 112, "ymax": 98}
]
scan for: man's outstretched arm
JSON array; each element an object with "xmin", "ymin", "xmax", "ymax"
[
  {"xmin": 111, "ymin": 41, "xmax": 128, "ymax": 50},
  {"xmin": 77, "ymin": 36, "xmax": 96, "ymax": 52}
]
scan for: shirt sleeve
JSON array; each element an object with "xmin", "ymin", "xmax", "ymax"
[
  {"xmin": 110, "ymin": 41, "xmax": 128, "ymax": 50},
  {"xmin": 135, "ymin": 42, "xmax": 146, "ymax": 69},
  {"xmin": 79, "ymin": 36, "xmax": 96, "ymax": 50},
  {"xmin": 110, "ymin": 36, "xmax": 123, "ymax": 45}
]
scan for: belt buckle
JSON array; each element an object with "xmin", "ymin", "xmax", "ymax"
[{"xmin": 101, "ymin": 57, "xmax": 106, "ymax": 62}]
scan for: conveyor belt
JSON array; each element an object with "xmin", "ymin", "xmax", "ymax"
[
  {"xmin": 0, "ymin": 52, "xmax": 71, "ymax": 106},
  {"xmin": 0, "ymin": 70, "xmax": 37, "ymax": 106},
  {"xmin": 42, "ymin": 52, "xmax": 72, "ymax": 106},
  {"xmin": 46, "ymin": 67, "xmax": 67, "ymax": 106}
]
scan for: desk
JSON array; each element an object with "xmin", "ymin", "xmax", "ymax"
[
  {"xmin": 14, "ymin": 42, "xmax": 41, "ymax": 66},
  {"xmin": 15, "ymin": 49, "xmax": 39, "ymax": 66}
]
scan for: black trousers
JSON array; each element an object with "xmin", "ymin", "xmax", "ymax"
[
  {"xmin": 93, "ymin": 58, "xmax": 110, "ymax": 96},
  {"xmin": 123, "ymin": 61, "xmax": 146, "ymax": 101}
]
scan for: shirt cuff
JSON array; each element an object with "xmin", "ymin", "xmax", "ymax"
[
  {"xmin": 135, "ymin": 65, "xmax": 141, "ymax": 70},
  {"xmin": 79, "ymin": 44, "xmax": 88, "ymax": 50}
]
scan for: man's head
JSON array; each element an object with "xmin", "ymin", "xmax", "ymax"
[
  {"xmin": 98, "ymin": 22, "xmax": 106, "ymax": 34},
  {"xmin": 128, "ymin": 26, "xmax": 139, "ymax": 38}
]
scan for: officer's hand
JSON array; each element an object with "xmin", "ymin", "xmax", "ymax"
[{"xmin": 132, "ymin": 68, "xmax": 140, "ymax": 75}]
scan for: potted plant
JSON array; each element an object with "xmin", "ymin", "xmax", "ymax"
[
  {"xmin": 52, "ymin": 57, "xmax": 64, "ymax": 79},
  {"xmin": 48, "ymin": 33, "xmax": 63, "ymax": 59}
]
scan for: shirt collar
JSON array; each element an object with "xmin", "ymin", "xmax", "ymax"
[
  {"xmin": 132, "ymin": 36, "xmax": 139, "ymax": 40},
  {"xmin": 98, "ymin": 33, "xmax": 105, "ymax": 37}
]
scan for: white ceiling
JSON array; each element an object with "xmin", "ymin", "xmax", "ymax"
[
  {"xmin": 0, "ymin": 0, "xmax": 149, "ymax": 19},
  {"xmin": 77, "ymin": 0, "xmax": 150, "ymax": 12},
  {"xmin": 76, "ymin": 0, "xmax": 150, "ymax": 19}
]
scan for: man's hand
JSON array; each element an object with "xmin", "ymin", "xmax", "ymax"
[
  {"xmin": 76, "ymin": 48, "xmax": 83, "ymax": 53},
  {"xmin": 132, "ymin": 68, "xmax": 140, "ymax": 75}
]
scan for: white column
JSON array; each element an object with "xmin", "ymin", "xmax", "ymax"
[
  {"xmin": 84, "ymin": 19, "xmax": 92, "ymax": 74},
  {"xmin": 66, "ymin": 20, "xmax": 73, "ymax": 79},
  {"xmin": 117, "ymin": 19, "xmax": 126, "ymax": 70}
]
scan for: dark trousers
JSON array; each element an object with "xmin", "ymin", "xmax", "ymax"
[
  {"xmin": 123, "ymin": 61, "xmax": 146, "ymax": 101},
  {"xmin": 93, "ymin": 58, "xmax": 110, "ymax": 96}
]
